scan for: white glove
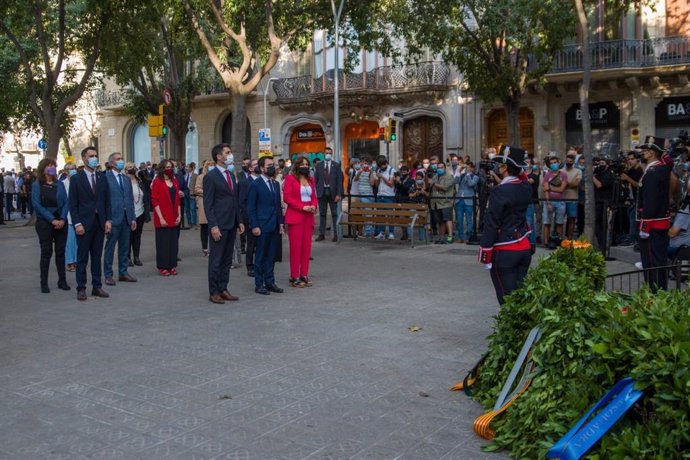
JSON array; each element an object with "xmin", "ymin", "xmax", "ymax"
[
  {"xmin": 639, "ymin": 231, "xmax": 650, "ymax": 239},
  {"xmin": 484, "ymin": 263, "xmax": 493, "ymax": 270}
]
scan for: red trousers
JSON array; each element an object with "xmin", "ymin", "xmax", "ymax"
[{"xmin": 287, "ymin": 219, "xmax": 313, "ymax": 279}]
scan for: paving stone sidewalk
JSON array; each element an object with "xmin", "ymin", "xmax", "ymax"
[{"xmin": 0, "ymin": 225, "xmax": 530, "ymax": 459}]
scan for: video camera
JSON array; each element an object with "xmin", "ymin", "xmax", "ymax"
[{"xmin": 668, "ymin": 130, "xmax": 689, "ymax": 159}]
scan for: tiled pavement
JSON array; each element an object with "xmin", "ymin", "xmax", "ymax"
[{"xmin": 0, "ymin": 224, "xmax": 536, "ymax": 459}]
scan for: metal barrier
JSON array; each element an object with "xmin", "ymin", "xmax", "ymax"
[{"xmin": 605, "ymin": 263, "xmax": 686, "ymax": 295}]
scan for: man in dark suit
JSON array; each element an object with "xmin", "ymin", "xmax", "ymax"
[
  {"xmin": 103, "ymin": 152, "xmax": 137, "ymax": 286},
  {"xmin": 247, "ymin": 156, "xmax": 284, "ymax": 295},
  {"xmin": 239, "ymin": 157, "xmax": 259, "ymax": 276},
  {"xmin": 69, "ymin": 146, "xmax": 112, "ymax": 301},
  {"xmin": 204, "ymin": 143, "xmax": 245, "ymax": 304},
  {"xmin": 175, "ymin": 161, "xmax": 188, "ymax": 229},
  {"xmin": 314, "ymin": 147, "xmax": 344, "ymax": 241}
]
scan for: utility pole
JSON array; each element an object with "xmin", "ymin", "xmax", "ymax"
[{"xmin": 331, "ymin": 0, "xmax": 345, "ymax": 162}]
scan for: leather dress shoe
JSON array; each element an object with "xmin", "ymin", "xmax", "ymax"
[
  {"xmin": 220, "ymin": 291, "xmax": 239, "ymax": 301},
  {"xmin": 104, "ymin": 277, "xmax": 116, "ymax": 286},
  {"xmin": 266, "ymin": 284, "xmax": 284, "ymax": 293},
  {"xmin": 247, "ymin": 270, "xmax": 255, "ymax": 277},
  {"xmin": 255, "ymin": 287, "xmax": 270, "ymax": 295},
  {"xmin": 57, "ymin": 281, "xmax": 71, "ymax": 291},
  {"xmin": 209, "ymin": 294, "xmax": 225, "ymax": 304},
  {"xmin": 128, "ymin": 260, "xmax": 134, "ymax": 267},
  {"xmin": 91, "ymin": 287, "xmax": 110, "ymax": 298},
  {"xmin": 133, "ymin": 257, "xmax": 143, "ymax": 266},
  {"xmin": 315, "ymin": 235, "xmax": 325, "ymax": 241},
  {"xmin": 77, "ymin": 289, "xmax": 87, "ymax": 301},
  {"xmin": 119, "ymin": 274, "xmax": 138, "ymax": 282}
]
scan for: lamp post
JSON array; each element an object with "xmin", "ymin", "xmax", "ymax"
[
  {"xmin": 331, "ymin": 0, "xmax": 345, "ymax": 162},
  {"xmin": 262, "ymin": 77, "xmax": 280, "ymax": 131}
]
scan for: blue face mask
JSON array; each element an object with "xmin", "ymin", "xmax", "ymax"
[
  {"xmin": 437, "ymin": 169, "xmax": 445, "ymax": 175},
  {"xmin": 431, "ymin": 164, "xmax": 438, "ymax": 171},
  {"xmin": 324, "ymin": 154, "xmax": 332, "ymax": 161},
  {"xmin": 115, "ymin": 160, "xmax": 125, "ymax": 171},
  {"xmin": 577, "ymin": 165, "xmax": 585, "ymax": 171},
  {"xmin": 87, "ymin": 157, "xmax": 99, "ymax": 169},
  {"xmin": 684, "ymin": 163, "xmax": 690, "ymax": 170},
  {"xmin": 532, "ymin": 165, "xmax": 538, "ymax": 171},
  {"xmin": 415, "ymin": 179, "xmax": 424, "ymax": 185},
  {"xmin": 549, "ymin": 163, "xmax": 559, "ymax": 171},
  {"xmin": 68, "ymin": 169, "xmax": 77, "ymax": 177},
  {"xmin": 227, "ymin": 164, "xmax": 235, "ymax": 173},
  {"xmin": 208, "ymin": 166, "xmax": 216, "ymax": 172}
]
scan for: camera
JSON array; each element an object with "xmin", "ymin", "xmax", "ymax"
[{"xmin": 668, "ymin": 130, "xmax": 689, "ymax": 159}]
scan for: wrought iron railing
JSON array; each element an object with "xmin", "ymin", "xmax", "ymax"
[
  {"xmin": 272, "ymin": 61, "xmax": 451, "ymax": 101},
  {"xmin": 549, "ymin": 35, "xmax": 690, "ymax": 73},
  {"xmin": 605, "ymin": 263, "xmax": 688, "ymax": 295},
  {"xmin": 94, "ymin": 80, "xmax": 228, "ymax": 109}
]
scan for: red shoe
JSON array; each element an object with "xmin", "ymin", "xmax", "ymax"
[
  {"xmin": 159, "ymin": 269, "xmax": 170, "ymax": 276},
  {"xmin": 170, "ymin": 268, "xmax": 178, "ymax": 276}
]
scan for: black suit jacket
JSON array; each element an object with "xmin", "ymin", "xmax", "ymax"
[
  {"xmin": 69, "ymin": 169, "xmax": 111, "ymax": 232},
  {"xmin": 203, "ymin": 167, "xmax": 240, "ymax": 230},
  {"xmin": 238, "ymin": 174, "xmax": 256, "ymax": 224},
  {"xmin": 314, "ymin": 161, "xmax": 344, "ymax": 199}
]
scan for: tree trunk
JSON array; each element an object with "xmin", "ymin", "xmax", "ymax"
[
  {"xmin": 505, "ymin": 99, "xmax": 521, "ymax": 147},
  {"xmin": 45, "ymin": 124, "xmax": 63, "ymax": 160},
  {"xmin": 230, "ymin": 93, "xmax": 249, "ymax": 157},
  {"xmin": 170, "ymin": 125, "xmax": 186, "ymax": 163},
  {"xmin": 575, "ymin": 0, "xmax": 596, "ymax": 244}
]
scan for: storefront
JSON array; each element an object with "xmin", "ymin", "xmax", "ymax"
[
  {"xmin": 289, "ymin": 123, "xmax": 327, "ymax": 164},
  {"xmin": 565, "ymin": 102, "xmax": 620, "ymax": 157},
  {"xmin": 654, "ymin": 96, "xmax": 690, "ymax": 143}
]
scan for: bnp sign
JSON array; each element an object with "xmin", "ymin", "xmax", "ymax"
[{"xmin": 656, "ymin": 96, "xmax": 690, "ymax": 125}]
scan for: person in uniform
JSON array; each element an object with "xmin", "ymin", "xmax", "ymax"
[
  {"xmin": 637, "ymin": 136, "xmax": 671, "ymax": 292},
  {"xmin": 478, "ymin": 145, "xmax": 533, "ymax": 305}
]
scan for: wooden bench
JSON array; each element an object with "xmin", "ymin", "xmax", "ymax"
[{"xmin": 338, "ymin": 201, "xmax": 429, "ymax": 247}]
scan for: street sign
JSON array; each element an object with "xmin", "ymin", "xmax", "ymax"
[
  {"xmin": 37, "ymin": 138, "xmax": 47, "ymax": 150},
  {"xmin": 258, "ymin": 128, "xmax": 271, "ymax": 144},
  {"xmin": 162, "ymin": 89, "xmax": 172, "ymax": 106}
]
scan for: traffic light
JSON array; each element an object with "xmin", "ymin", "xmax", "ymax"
[
  {"xmin": 148, "ymin": 104, "xmax": 167, "ymax": 138},
  {"xmin": 389, "ymin": 120, "xmax": 397, "ymax": 141},
  {"xmin": 379, "ymin": 127, "xmax": 385, "ymax": 141}
]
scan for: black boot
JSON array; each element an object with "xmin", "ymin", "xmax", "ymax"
[
  {"xmin": 57, "ymin": 279, "xmax": 71, "ymax": 291},
  {"xmin": 133, "ymin": 257, "xmax": 142, "ymax": 266},
  {"xmin": 41, "ymin": 283, "xmax": 50, "ymax": 293}
]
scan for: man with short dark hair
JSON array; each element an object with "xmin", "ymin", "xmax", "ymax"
[
  {"xmin": 204, "ymin": 143, "xmax": 244, "ymax": 304},
  {"xmin": 314, "ymin": 147, "xmax": 344, "ymax": 241},
  {"xmin": 620, "ymin": 151, "xmax": 643, "ymax": 245},
  {"xmin": 69, "ymin": 147, "xmax": 112, "ymax": 300}
]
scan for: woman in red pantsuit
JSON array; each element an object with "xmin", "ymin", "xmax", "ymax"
[
  {"xmin": 283, "ymin": 156, "xmax": 317, "ymax": 288},
  {"xmin": 150, "ymin": 159, "xmax": 181, "ymax": 276}
]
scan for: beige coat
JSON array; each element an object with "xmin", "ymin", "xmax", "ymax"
[{"xmin": 195, "ymin": 172, "xmax": 207, "ymax": 225}]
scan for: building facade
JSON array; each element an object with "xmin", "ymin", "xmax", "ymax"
[{"xmin": 93, "ymin": 0, "xmax": 690, "ymax": 167}]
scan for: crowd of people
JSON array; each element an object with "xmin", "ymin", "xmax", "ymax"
[{"xmin": 3, "ymin": 134, "xmax": 688, "ymax": 300}]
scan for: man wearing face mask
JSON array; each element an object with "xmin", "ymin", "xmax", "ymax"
[
  {"xmin": 69, "ymin": 146, "xmax": 112, "ymax": 301},
  {"xmin": 247, "ymin": 156, "xmax": 285, "ymax": 295},
  {"xmin": 239, "ymin": 158, "xmax": 259, "ymax": 276},
  {"xmin": 479, "ymin": 146, "xmax": 532, "ymax": 305},
  {"xmin": 592, "ymin": 157, "xmax": 615, "ymax": 252},
  {"xmin": 103, "ymin": 152, "xmax": 137, "ymax": 286},
  {"xmin": 204, "ymin": 143, "xmax": 244, "ymax": 304},
  {"xmin": 314, "ymin": 147, "xmax": 344, "ymax": 242}
]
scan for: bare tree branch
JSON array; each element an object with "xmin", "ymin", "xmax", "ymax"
[{"xmin": 182, "ymin": 0, "xmax": 227, "ymax": 84}]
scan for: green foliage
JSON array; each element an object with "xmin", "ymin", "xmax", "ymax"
[{"xmin": 473, "ymin": 246, "xmax": 690, "ymax": 458}]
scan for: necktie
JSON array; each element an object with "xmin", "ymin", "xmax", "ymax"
[
  {"xmin": 91, "ymin": 173, "xmax": 96, "ymax": 194},
  {"xmin": 117, "ymin": 174, "xmax": 124, "ymax": 192},
  {"xmin": 224, "ymin": 170, "xmax": 233, "ymax": 191}
]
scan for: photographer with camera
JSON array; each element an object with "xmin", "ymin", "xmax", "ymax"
[
  {"xmin": 408, "ymin": 170, "xmax": 430, "ymax": 242},
  {"xmin": 394, "ymin": 165, "xmax": 414, "ymax": 240},
  {"xmin": 592, "ymin": 157, "xmax": 616, "ymax": 252},
  {"xmin": 542, "ymin": 156, "xmax": 568, "ymax": 248},
  {"xmin": 619, "ymin": 151, "xmax": 643, "ymax": 246},
  {"xmin": 430, "ymin": 161, "xmax": 456, "ymax": 244},
  {"xmin": 453, "ymin": 161, "xmax": 478, "ymax": 243},
  {"xmin": 372, "ymin": 155, "xmax": 396, "ymax": 240}
]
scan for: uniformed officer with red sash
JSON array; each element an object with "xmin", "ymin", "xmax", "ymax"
[
  {"xmin": 637, "ymin": 136, "xmax": 671, "ymax": 292},
  {"xmin": 478, "ymin": 145, "xmax": 533, "ymax": 305}
]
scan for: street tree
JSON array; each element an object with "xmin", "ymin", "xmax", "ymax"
[
  {"xmin": 0, "ymin": 0, "xmax": 140, "ymax": 159},
  {"xmin": 398, "ymin": 0, "xmax": 574, "ymax": 146},
  {"xmin": 181, "ymin": 0, "xmax": 389, "ymax": 157},
  {"xmin": 99, "ymin": 2, "xmax": 212, "ymax": 162}
]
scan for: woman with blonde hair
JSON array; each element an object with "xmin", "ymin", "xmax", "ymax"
[{"xmin": 195, "ymin": 159, "xmax": 214, "ymax": 256}]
